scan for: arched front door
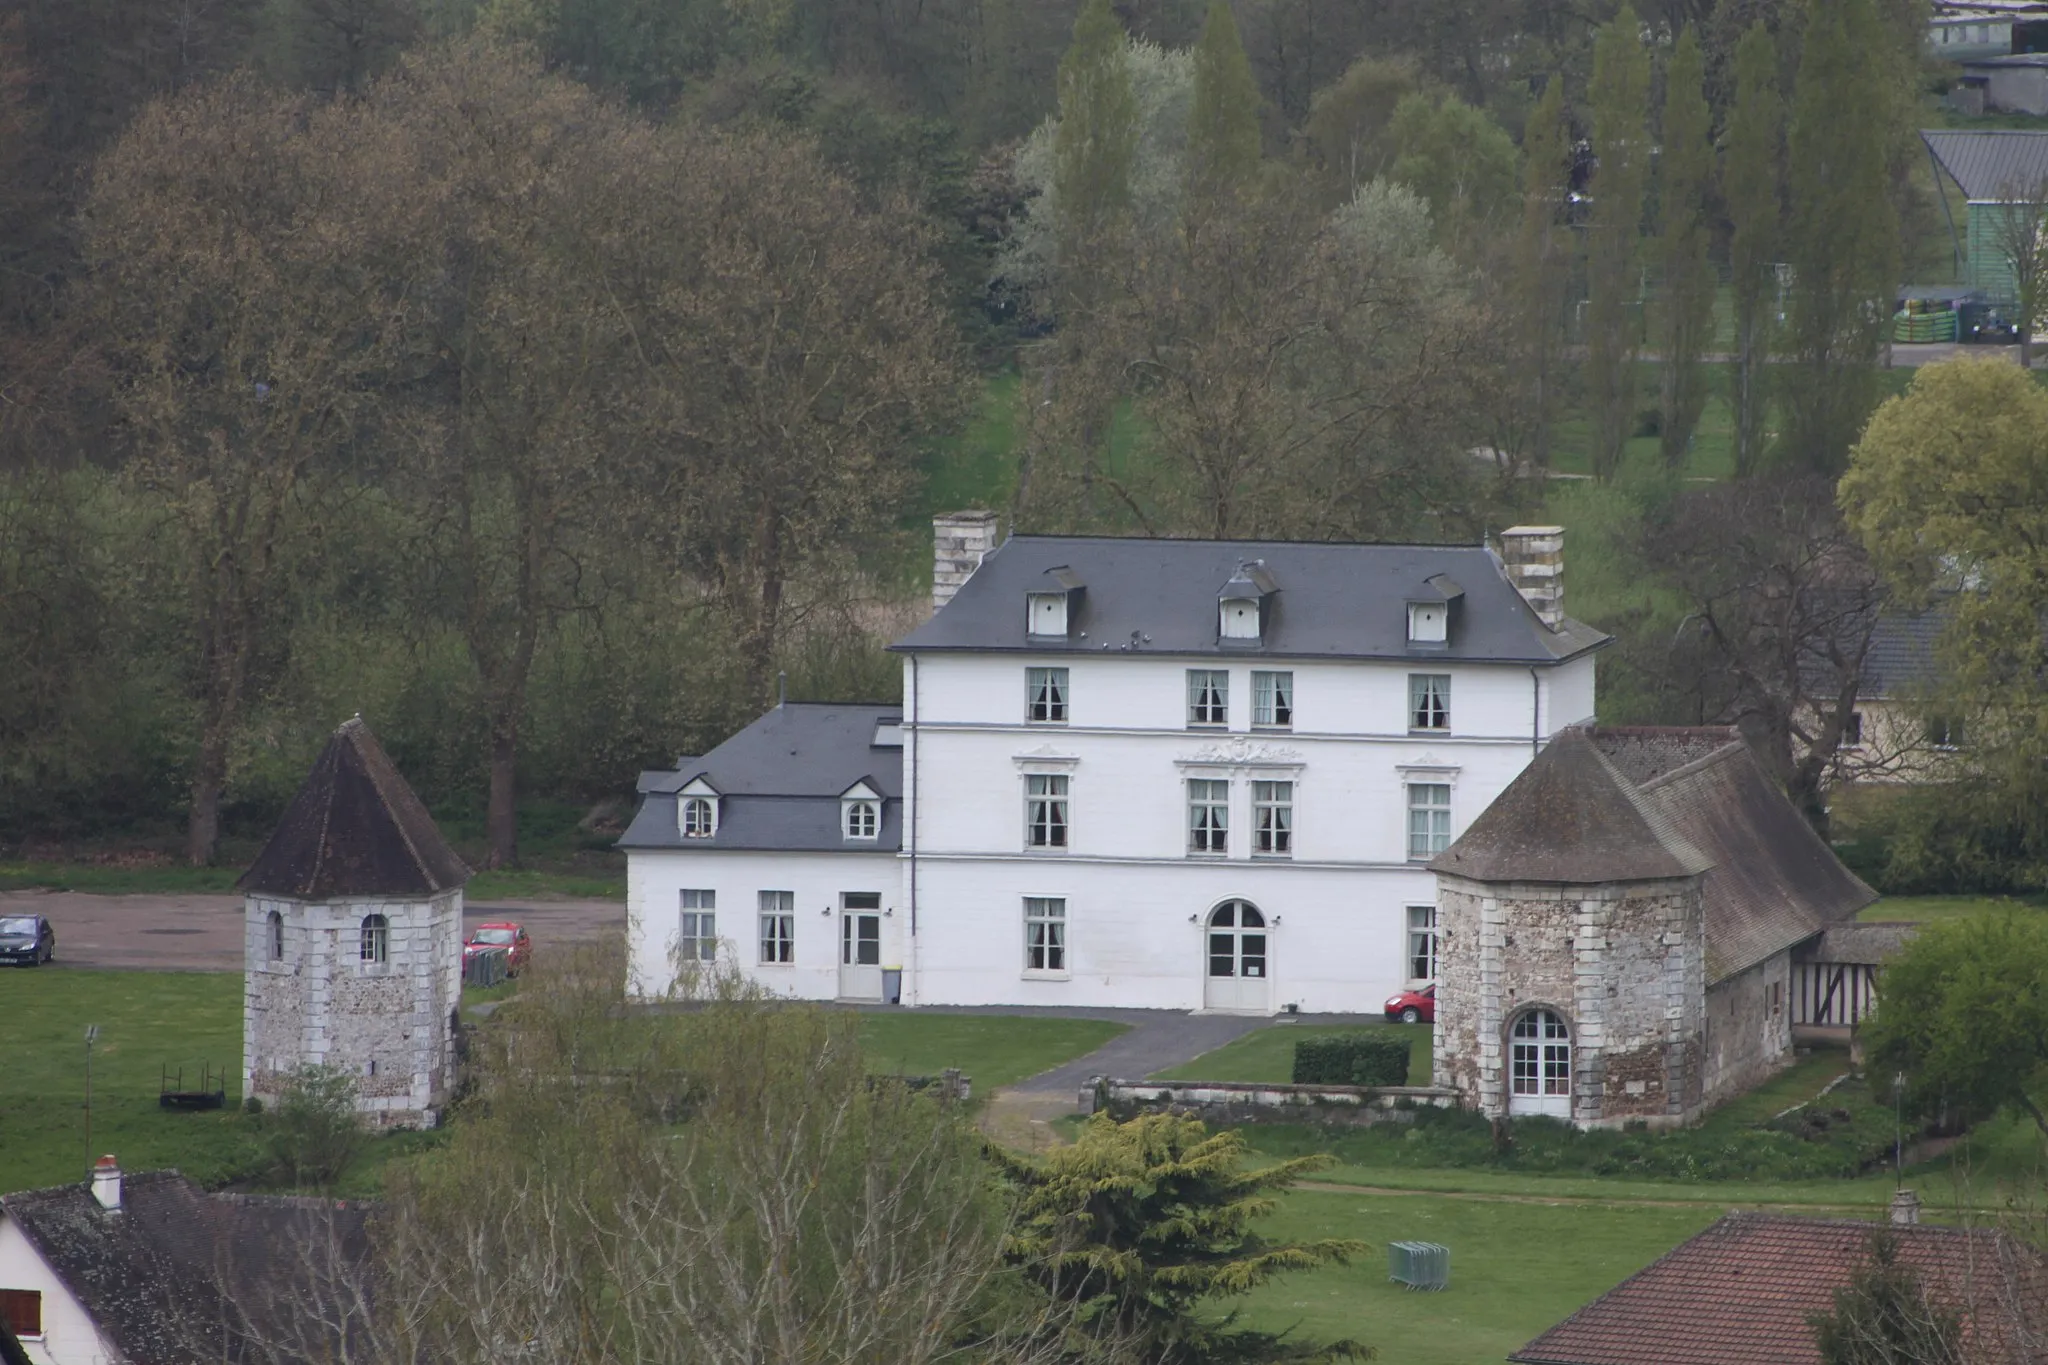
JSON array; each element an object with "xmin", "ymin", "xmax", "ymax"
[
  {"xmin": 1204, "ymin": 900, "xmax": 1270, "ymax": 1013},
  {"xmin": 1508, "ymin": 1009, "xmax": 1572, "ymax": 1118}
]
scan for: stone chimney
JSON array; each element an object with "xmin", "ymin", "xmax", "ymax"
[
  {"xmin": 1890, "ymin": 1188, "xmax": 1922, "ymax": 1226},
  {"xmin": 932, "ymin": 511, "xmax": 999, "ymax": 614},
  {"xmin": 1499, "ymin": 526, "xmax": 1565, "ymax": 630},
  {"xmin": 90, "ymin": 1155, "xmax": 121, "ymax": 1211}
]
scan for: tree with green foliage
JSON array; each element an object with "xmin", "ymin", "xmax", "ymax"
[
  {"xmin": 1507, "ymin": 77, "xmax": 1574, "ymax": 472},
  {"xmin": 1583, "ymin": 4, "xmax": 1651, "ymax": 482},
  {"xmin": 1052, "ymin": 0, "xmax": 1138, "ymax": 272},
  {"xmin": 263, "ymin": 1064, "xmax": 367, "ymax": 1189},
  {"xmin": 1654, "ymin": 28, "xmax": 1715, "ymax": 469},
  {"xmin": 997, "ymin": 1111, "xmax": 1370, "ymax": 1363},
  {"xmin": 1724, "ymin": 20, "xmax": 1782, "ymax": 479},
  {"xmin": 1183, "ymin": 0, "xmax": 1260, "ymax": 213},
  {"xmin": 1781, "ymin": 0, "xmax": 1900, "ymax": 476},
  {"xmin": 1298, "ymin": 53, "xmax": 1426, "ymax": 210},
  {"xmin": 1808, "ymin": 1229, "xmax": 1967, "ymax": 1365},
  {"xmin": 1384, "ymin": 91, "xmax": 1518, "ymax": 249}
]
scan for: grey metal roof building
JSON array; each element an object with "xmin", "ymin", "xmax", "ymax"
[
  {"xmin": 891, "ymin": 535, "xmax": 1608, "ymax": 663},
  {"xmin": 620, "ymin": 703, "xmax": 903, "ymax": 853},
  {"xmin": 1923, "ymin": 128, "xmax": 2048, "ymax": 200}
]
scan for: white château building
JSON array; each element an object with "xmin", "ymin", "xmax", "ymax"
[
  {"xmin": 621, "ymin": 516, "xmax": 1608, "ymax": 1014},
  {"xmin": 240, "ymin": 717, "xmax": 469, "ymax": 1126}
]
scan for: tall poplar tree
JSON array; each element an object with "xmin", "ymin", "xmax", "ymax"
[
  {"xmin": 1184, "ymin": 0, "xmax": 1261, "ymax": 213},
  {"xmin": 1782, "ymin": 0, "xmax": 1900, "ymax": 476},
  {"xmin": 1051, "ymin": 0, "xmax": 1137, "ymax": 275},
  {"xmin": 1510, "ymin": 77, "xmax": 1574, "ymax": 471},
  {"xmin": 1583, "ymin": 3, "xmax": 1651, "ymax": 482},
  {"xmin": 1654, "ymin": 27, "xmax": 1715, "ymax": 469},
  {"xmin": 1724, "ymin": 20, "xmax": 1782, "ymax": 479}
]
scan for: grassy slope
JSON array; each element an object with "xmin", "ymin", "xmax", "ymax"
[{"xmin": 1149, "ymin": 1022, "xmax": 1434, "ymax": 1088}]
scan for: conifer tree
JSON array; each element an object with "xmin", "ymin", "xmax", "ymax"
[
  {"xmin": 1511, "ymin": 77, "xmax": 1574, "ymax": 470},
  {"xmin": 1184, "ymin": 0, "xmax": 1261, "ymax": 212},
  {"xmin": 1724, "ymin": 20, "xmax": 1782, "ymax": 479},
  {"xmin": 1051, "ymin": 0, "xmax": 1137, "ymax": 273},
  {"xmin": 1654, "ymin": 27, "xmax": 1715, "ymax": 470},
  {"xmin": 1583, "ymin": 3, "xmax": 1651, "ymax": 482},
  {"xmin": 1781, "ymin": 0, "xmax": 1900, "ymax": 476}
]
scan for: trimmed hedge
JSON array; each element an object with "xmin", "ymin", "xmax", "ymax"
[{"xmin": 1292, "ymin": 1033, "xmax": 1412, "ymax": 1087}]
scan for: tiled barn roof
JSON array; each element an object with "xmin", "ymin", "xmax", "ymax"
[{"xmin": 238, "ymin": 716, "xmax": 469, "ymax": 899}]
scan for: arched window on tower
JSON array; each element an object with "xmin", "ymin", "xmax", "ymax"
[
  {"xmin": 267, "ymin": 910, "xmax": 284, "ymax": 962},
  {"xmin": 360, "ymin": 914, "xmax": 389, "ymax": 965}
]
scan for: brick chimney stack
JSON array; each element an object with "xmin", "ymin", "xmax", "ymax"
[
  {"xmin": 932, "ymin": 511, "xmax": 999, "ymax": 614},
  {"xmin": 1499, "ymin": 526, "xmax": 1565, "ymax": 630}
]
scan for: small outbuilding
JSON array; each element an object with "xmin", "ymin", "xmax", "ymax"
[{"xmin": 1429, "ymin": 727, "xmax": 1875, "ymax": 1128}]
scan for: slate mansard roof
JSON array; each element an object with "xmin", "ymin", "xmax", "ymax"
[
  {"xmin": 620, "ymin": 703, "xmax": 904, "ymax": 854},
  {"xmin": 1432, "ymin": 727, "xmax": 1877, "ymax": 982},
  {"xmin": 238, "ymin": 716, "xmax": 470, "ymax": 900},
  {"xmin": 1512, "ymin": 1212, "xmax": 2042, "ymax": 1365},
  {"xmin": 1, "ymin": 1170, "xmax": 372, "ymax": 1365},
  {"xmin": 892, "ymin": 535, "xmax": 1609, "ymax": 663}
]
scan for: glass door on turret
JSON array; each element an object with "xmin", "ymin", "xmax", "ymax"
[
  {"xmin": 838, "ymin": 893, "xmax": 883, "ymax": 1000},
  {"xmin": 1204, "ymin": 900, "xmax": 1270, "ymax": 1013}
]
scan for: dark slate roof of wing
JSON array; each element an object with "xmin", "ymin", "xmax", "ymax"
[
  {"xmin": 1512, "ymin": 1213, "xmax": 2040, "ymax": 1365},
  {"xmin": 1864, "ymin": 600, "xmax": 1949, "ymax": 697},
  {"xmin": 1923, "ymin": 128, "xmax": 2048, "ymax": 201},
  {"xmin": 1, "ymin": 1170, "xmax": 372, "ymax": 1365},
  {"xmin": 619, "ymin": 703, "xmax": 904, "ymax": 853},
  {"xmin": 1429, "ymin": 730, "xmax": 1712, "ymax": 884},
  {"xmin": 1626, "ymin": 735, "xmax": 1877, "ymax": 980},
  {"xmin": 238, "ymin": 717, "xmax": 470, "ymax": 899},
  {"xmin": 892, "ymin": 536, "xmax": 1608, "ymax": 663}
]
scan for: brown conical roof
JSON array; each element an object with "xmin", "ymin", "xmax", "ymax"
[
  {"xmin": 237, "ymin": 717, "xmax": 470, "ymax": 899},
  {"xmin": 1429, "ymin": 728, "xmax": 1710, "ymax": 884}
]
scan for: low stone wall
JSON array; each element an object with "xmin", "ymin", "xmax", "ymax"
[{"xmin": 1090, "ymin": 1077, "xmax": 1462, "ymax": 1127}]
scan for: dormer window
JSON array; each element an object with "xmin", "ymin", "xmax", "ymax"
[
  {"xmin": 1028, "ymin": 592, "xmax": 1069, "ymax": 637},
  {"xmin": 1407, "ymin": 601, "xmax": 1448, "ymax": 644},
  {"xmin": 1027, "ymin": 566, "xmax": 1085, "ymax": 638},
  {"xmin": 841, "ymin": 780, "xmax": 882, "ymax": 841},
  {"xmin": 1218, "ymin": 561, "xmax": 1277, "ymax": 643},
  {"xmin": 677, "ymin": 776, "xmax": 720, "ymax": 839}
]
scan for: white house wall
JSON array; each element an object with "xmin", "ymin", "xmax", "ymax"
[{"xmin": 0, "ymin": 1215, "xmax": 114, "ymax": 1365}]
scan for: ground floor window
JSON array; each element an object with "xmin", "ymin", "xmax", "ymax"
[
  {"xmin": 1406, "ymin": 904, "xmax": 1437, "ymax": 981},
  {"xmin": 679, "ymin": 889, "xmax": 716, "ymax": 963},
  {"xmin": 1510, "ymin": 1009, "xmax": 1571, "ymax": 1097},
  {"xmin": 759, "ymin": 890, "xmax": 794, "ymax": 964},
  {"xmin": 1025, "ymin": 897, "xmax": 1066, "ymax": 972}
]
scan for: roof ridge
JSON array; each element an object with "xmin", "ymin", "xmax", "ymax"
[
  {"xmin": 1634, "ymin": 737, "xmax": 1749, "ymax": 794},
  {"xmin": 999, "ymin": 532, "xmax": 1491, "ymax": 550}
]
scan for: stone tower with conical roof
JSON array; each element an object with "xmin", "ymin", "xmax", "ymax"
[{"xmin": 239, "ymin": 717, "xmax": 471, "ymax": 1127}]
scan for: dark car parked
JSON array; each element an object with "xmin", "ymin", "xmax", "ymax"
[{"xmin": 0, "ymin": 914, "xmax": 55, "ymax": 966}]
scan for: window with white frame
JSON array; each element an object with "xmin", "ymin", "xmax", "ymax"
[
  {"xmin": 1252, "ymin": 670, "xmax": 1293, "ymax": 728},
  {"xmin": 680, "ymin": 796, "xmax": 717, "ymax": 838},
  {"xmin": 843, "ymin": 798, "xmax": 879, "ymax": 840},
  {"xmin": 1188, "ymin": 669, "xmax": 1229, "ymax": 727},
  {"xmin": 1026, "ymin": 773, "xmax": 1069, "ymax": 848},
  {"xmin": 1407, "ymin": 904, "xmax": 1437, "ymax": 981},
  {"xmin": 1027, "ymin": 667, "xmax": 1069, "ymax": 723},
  {"xmin": 1188, "ymin": 778, "xmax": 1229, "ymax": 854},
  {"xmin": 359, "ymin": 913, "xmax": 389, "ymax": 964},
  {"xmin": 1409, "ymin": 673, "xmax": 1450, "ymax": 731},
  {"xmin": 678, "ymin": 889, "xmax": 717, "ymax": 963},
  {"xmin": 1253, "ymin": 780, "xmax": 1292, "ymax": 855},
  {"xmin": 1025, "ymin": 896, "xmax": 1066, "ymax": 972},
  {"xmin": 759, "ymin": 890, "xmax": 794, "ymax": 964},
  {"xmin": 1406, "ymin": 783, "xmax": 1451, "ymax": 860}
]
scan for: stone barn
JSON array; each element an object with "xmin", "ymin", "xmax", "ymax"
[
  {"xmin": 239, "ymin": 717, "xmax": 470, "ymax": 1128},
  {"xmin": 1429, "ymin": 727, "xmax": 1875, "ymax": 1128}
]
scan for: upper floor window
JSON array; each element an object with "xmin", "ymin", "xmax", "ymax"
[
  {"xmin": 1407, "ymin": 904, "xmax": 1438, "ymax": 981},
  {"xmin": 1927, "ymin": 715, "xmax": 1964, "ymax": 750},
  {"xmin": 359, "ymin": 913, "xmax": 389, "ymax": 965},
  {"xmin": 1025, "ymin": 897, "xmax": 1067, "ymax": 973},
  {"xmin": 1843, "ymin": 712, "xmax": 1865, "ymax": 748},
  {"xmin": 679, "ymin": 890, "xmax": 717, "ymax": 963},
  {"xmin": 1407, "ymin": 783, "xmax": 1451, "ymax": 860},
  {"xmin": 1026, "ymin": 773, "xmax": 1069, "ymax": 848},
  {"xmin": 1409, "ymin": 674, "xmax": 1450, "ymax": 731},
  {"xmin": 1252, "ymin": 670, "xmax": 1293, "ymax": 728},
  {"xmin": 681, "ymin": 796, "xmax": 717, "ymax": 838},
  {"xmin": 0, "ymin": 1288, "xmax": 43, "ymax": 1340},
  {"xmin": 1253, "ymin": 780, "xmax": 1292, "ymax": 855},
  {"xmin": 267, "ymin": 909, "xmax": 284, "ymax": 961},
  {"xmin": 843, "ymin": 799, "xmax": 879, "ymax": 840},
  {"xmin": 1188, "ymin": 669, "xmax": 1229, "ymax": 727},
  {"xmin": 1027, "ymin": 667, "xmax": 1069, "ymax": 723},
  {"xmin": 1188, "ymin": 778, "xmax": 1229, "ymax": 854},
  {"xmin": 1407, "ymin": 601, "xmax": 1448, "ymax": 644}
]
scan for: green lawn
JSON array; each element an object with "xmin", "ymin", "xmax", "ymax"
[
  {"xmin": 858, "ymin": 1014, "xmax": 1126, "ymax": 1091},
  {"xmin": 1150, "ymin": 1023, "xmax": 1434, "ymax": 1088},
  {"xmin": 1861, "ymin": 893, "xmax": 2047, "ymax": 923}
]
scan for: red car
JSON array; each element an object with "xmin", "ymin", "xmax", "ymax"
[
  {"xmin": 464, "ymin": 921, "xmax": 532, "ymax": 976},
  {"xmin": 1384, "ymin": 984, "xmax": 1435, "ymax": 1024}
]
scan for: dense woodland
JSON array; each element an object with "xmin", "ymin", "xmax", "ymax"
[{"xmin": 0, "ymin": 0, "xmax": 2022, "ymax": 880}]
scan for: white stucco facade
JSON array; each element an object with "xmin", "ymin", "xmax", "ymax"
[{"xmin": 0, "ymin": 1214, "xmax": 113, "ymax": 1365}]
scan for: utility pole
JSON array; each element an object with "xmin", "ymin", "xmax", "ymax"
[{"xmin": 84, "ymin": 1024, "xmax": 99, "ymax": 1176}]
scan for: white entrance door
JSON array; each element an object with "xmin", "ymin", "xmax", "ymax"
[
  {"xmin": 838, "ymin": 894, "xmax": 883, "ymax": 1000},
  {"xmin": 1203, "ymin": 900, "xmax": 1271, "ymax": 1013},
  {"xmin": 1508, "ymin": 1009, "xmax": 1573, "ymax": 1118}
]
